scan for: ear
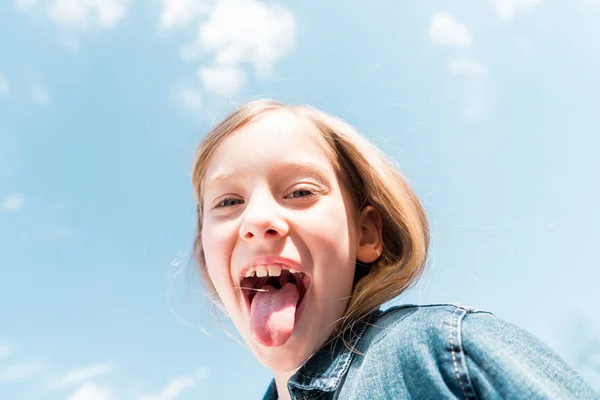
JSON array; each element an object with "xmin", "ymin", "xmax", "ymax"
[{"xmin": 356, "ymin": 205, "xmax": 383, "ymax": 263}]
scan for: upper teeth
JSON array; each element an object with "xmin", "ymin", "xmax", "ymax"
[{"xmin": 244, "ymin": 265, "xmax": 301, "ymax": 278}]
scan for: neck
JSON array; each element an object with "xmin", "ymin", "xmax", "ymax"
[{"xmin": 273, "ymin": 369, "xmax": 297, "ymax": 400}]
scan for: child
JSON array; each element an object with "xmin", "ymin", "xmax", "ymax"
[{"xmin": 191, "ymin": 99, "xmax": 596, "ymax": 399}]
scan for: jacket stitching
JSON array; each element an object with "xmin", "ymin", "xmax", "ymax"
[
  {"xmin": 294, "ymin": 393, "xmax": 320, "ymax": 400},
  {"xmin": 449, "ymin": 306, "xmax": 470, "ymax": 399},
  {"xmin": 323, "ymin": 352, "xmax": 345, "ymax": 387},
  {"xmin": 299, "ymin": 317, "xmax": 371, "ymax": 392}
]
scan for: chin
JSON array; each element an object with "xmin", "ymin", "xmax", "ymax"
[{"xmin": 249, "ymin": 334, "xmax": 315, "ymax": 372}]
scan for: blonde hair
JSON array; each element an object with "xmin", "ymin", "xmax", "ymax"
[{"xmin": 191, "ymin": 99, "xmax": 429, "ymax": 336}]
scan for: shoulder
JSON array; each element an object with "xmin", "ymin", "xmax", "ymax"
[
  {"xmin": 356, "ymin": 303, "xmax": 597, "ymax": 399},
  {"xmin": 358, "ymin": 303, "xmax": 496, "ymax": 367},
  {"xmin": 361, "ymin": 302, "xmax": 557, "ymax": 368},
  {"xmin": 364, "ymin": 303, "xmax": 537, "ymax": 368},
  {"xmin": 347, "ymin": 304, "xmax": 493, "ymax": 398},
  {"xmin": 361, "ymin": 303, "xmax": 494, "ymax": 348}
]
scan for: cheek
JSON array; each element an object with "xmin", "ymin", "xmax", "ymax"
[
  {"xmin": 201, "ymin": 219, "xmax": 238, "ymax": 292},
  {"xmin": 306, "ymin": 202, "xmax": 356, "ymax": 276}
]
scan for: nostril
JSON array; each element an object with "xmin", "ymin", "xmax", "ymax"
[{"xmin": 242, "ymin": 227, "xmax": 279, "ymax": 240}]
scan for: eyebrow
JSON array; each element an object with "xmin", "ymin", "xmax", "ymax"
[{"xmin": 204, "ymin": 161, "xmax": 332, "ymax": 189}]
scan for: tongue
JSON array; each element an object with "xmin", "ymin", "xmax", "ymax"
[{"xmin": 250, "ymin": 282, "xmax": 300, "ymax": 347}]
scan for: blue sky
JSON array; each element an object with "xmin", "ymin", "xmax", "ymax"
[{"xmin": 1, "ymin": 0, "xmax": 599, "ymax": 398}]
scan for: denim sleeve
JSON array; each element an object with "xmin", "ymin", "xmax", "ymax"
[{"xmin": 459, "ymin": 310, "xmax": 598, "ymax": 399}]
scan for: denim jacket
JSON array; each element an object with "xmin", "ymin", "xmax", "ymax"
[{"xmin": 262, "ymin": 304, "xmax": 597, "ymax": 399}]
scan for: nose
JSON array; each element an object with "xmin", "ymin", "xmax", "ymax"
[{"xmin": 239, "ymin": 190, "xmax": 289, "ymax": 242}]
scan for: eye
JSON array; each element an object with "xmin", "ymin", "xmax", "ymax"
[
  {"xmin": 286, "ymin": 188, "xmax": 318, "ymax": 200},
  {"xmin": 214, "ymin": 197, "xmax": 244, "ymax": 209}
]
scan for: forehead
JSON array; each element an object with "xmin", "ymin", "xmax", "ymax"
[{"xmin": 204, "ymin": 110, "xmax": 335, "ymax": 182}]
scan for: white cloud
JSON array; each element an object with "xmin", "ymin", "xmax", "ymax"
[
  {"xmin": 59, "ymin": 34, "xmax": 81, "ymax": 51},
  {"xmin": 491, "ymin": 0, "xmax": 544, "ymax": 21},
  {"xmin": 32, "ymin": 86, "xmax": 50, "ymax": 103},
  {"xmin": 447, "ymin": 57, "xmax": 491, "ymax": 122},
  {"xmin": 159, "ymin": 0, "xmax": 210, "ymax": 29},
  {"xmin": 0, "ymin": 73, "xmax": 10, "ymax": 95},
  {"xmin": 0, "ymin": 344, "xmax": 11, "ymax": 358},
  {"xmin": 161, "ymin": 0, "xmax": 295, "ymax": 105},
  {"xmin": 15, "ymin": 0, "xmax": 132, "ymax": 31},
  {"xmin": 47, "ymin": 362, "xmax": 115, "ymax": 390},
  {"xmin": 138, "ymin": 367, "xmax": 209, "ymax": 400},
  {"xmin": 197, "ymin": 0, "xmax": 295, "ymax": 75},
  {"xmin": 463, "ymin": 78, "xmax": 491, "ymax": 122},
  {"xmin": 65, "ymin": 383, "xmax": 116, "ymax": 400},
  {"xmin": 448, "ymin": 57, "xmax": 487, "ymax": 77},
  {"xmin": 14, "ymin": 0, "xmax": 41, "ymax": 11},
  {"xmin": 0, "ymin": 361, "xmax": 43, "ymax": 382},
  {"xmin": 48, "ymin": 0, "xmax": 130, "ymax": 30},
  {"xmin": 176, "ymin": 87, "xmax": 202, "ymax": 113},
  {"xmin": 198, "ymin": 65, "xmax": 244, "ymax": 98},
  {"xmin": 429, "ymin": 12, "xmax": 472, "ymax": 47},
  {"xmin": 1, "ymin": 193, "xmax": 24, "ymax": 212}
]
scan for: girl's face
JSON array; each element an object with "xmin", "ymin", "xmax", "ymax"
[{"xmin": 201, "ymin": 111, "xmax": 375, "ymax": 371}]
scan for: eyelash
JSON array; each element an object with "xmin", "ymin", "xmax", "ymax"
[{"xmin": 213, "ymin": 188, "xmax": 318, "ymax": 209}]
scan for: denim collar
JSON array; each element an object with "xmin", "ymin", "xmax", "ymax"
[{"xmin": 263, "ymin": 311, "xmax": 378, "ymax": 399}]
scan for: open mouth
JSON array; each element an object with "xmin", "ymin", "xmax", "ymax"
[
  {"xmin": 240, "ymin": 269, "xmax": 309, "ymax": 311},
  {"xmin": 239, "ymin": 265, "xmax": 310, "ymax": 347}
]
